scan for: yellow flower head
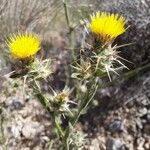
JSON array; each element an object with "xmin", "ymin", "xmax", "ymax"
[
  {"xmin": 7, "ymin": 33, "xmax": 40, "ymax": 59},
  {"xmin": 89, "ymin": 11, "xmax": 126, "ymax": 43}
]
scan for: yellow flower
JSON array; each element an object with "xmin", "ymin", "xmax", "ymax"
[
  {"xmin": 89, "ymin": 12, "xmax": 126, "ymax": 43},
  {"xmin": 7, "ymin": 33, "xmax": 40, "ymax": 59}
]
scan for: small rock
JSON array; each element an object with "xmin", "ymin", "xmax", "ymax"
[
  {"xmin": 9, "ymin": 126, "xmax": 21, "ymax": 138},
  {"xmin": 106, "ymin": 138, "xmax": 125, "ymax": 150},
  {"xmin": 109, "ymin": 120, "xmax": 124, "ymax": 133},
  {"xmin": 147, "ymin": 110, "xmax": 150, "ymax": 123},
  {"xmin": 144, "ymin": 142, "xmax": 150, "ymax": 150},
  {"xmin": 138, "ymin": 108, "xmax": 148, "ymax": 117},
  {"xmin": 143, "ymin": 124, "xmax": 150, "ymax": 135},
  {"xmin": 0, "ymin": 147, "xmax": 4, "ymax": 150},
  {"xmin": 11, "ymin": 100, "xmax": 24, "ymax": 110},
  {"xmin": 21, "ymin": 148, "xmax": 30, "ymax": 150},
  {"xmin": 137, "ymin": 137, "xmax": 145, "ymax": 150},
  {"xmin": 97, "ymin": 136, "xmax": 106, "ymax": 150},
  {"xmin": 136, "ymin": 117, "xmax": 143, "ymax": 129},
  {"xmin": 90, "ymin": 138, "xmax": 100, "ymax": 150},
  {"xmin": 41, "ymin": 136, "xmax": 49, "ymax": 142},
  {"xmin": 140, "ymin": 97, "xmax": 149, "ymax": 106},
  {"xmin": 22, "ymin": 122, "xmax": 43, "ymax": 139},
  {"xmin": 5, "ymin": 99, "xmax": 24, "ymax": 110}
]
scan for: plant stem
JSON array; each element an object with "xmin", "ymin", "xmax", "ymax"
[
  {"xmin": 63, "ymin": 0, "xmax": 71, "ymax": 31},
  {"xmin": 63, "ymin": 0, "xmax": 76, "ymax": 62},
  {"xmin": 31, "ymin": 80, "xmax": 65, "ymax": 140},
  {"xmin": 0, "ymin": 114, "xmax": 5, "ymax": 144},
  {"xmin": 72, "ymin": 79, "xmax": 98, "ymax": 126},
  {"xmin": 0, "ymin": 109, "xmax": 7, "ymax": 150},
  {"xmin": 62, "ymin": 79, "xmax": 98, "ymax": 150},
  {"xmin": 52, "ymin": 113, "xmax": 65, "ymax": 138},
  {"xmin": 64, "ymin": 137, "xmax": 69, "ymax": 150}
]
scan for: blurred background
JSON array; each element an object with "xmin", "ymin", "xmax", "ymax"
[{"xmin": 0, "ymin": 0, "xmax": 150, "ymax": 149}]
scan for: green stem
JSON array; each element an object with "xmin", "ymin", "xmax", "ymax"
[
  {"xmin": 63, "ymin": 79, "xmax": 98, "ymax": 150},
  {"xmin": 52, "ymin": 113, "xmax": 65, "ymax": 138},
  {"xmin": 72, "ymin": 79, "xmax": 98, "ymax": 126},
  {"xmin": 31, "ymin": 80, "xmax": 48, "ymax": 109},
  {"xmin": 63, "ymin": 0, "xmax": 76, "ymax": 62},
  {"xmin": 30, "ymin": 79, "xmax": 66, "ymax": 148},
  {"xmin": 0, "ymin": 114, "xmax": 5, "ymax": 144},
  {"xmin": 0, "ymin": 109, "xmax": 7, "ymax": 150},
  {"xmin": 64, "ymin": 137, "xmax": 69, "ymax": 150},
  {"xmin": 63, "ymin": 0, "xmax": 71, "ymax": 31}
]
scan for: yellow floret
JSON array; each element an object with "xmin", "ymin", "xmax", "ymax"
[
  {"xmin": 89, "ymin": 12, "xmax": 126, "ymax": 43},
  {"xmin": 7, "ymin": 33, "xmax": 40, "ymax": 59}
]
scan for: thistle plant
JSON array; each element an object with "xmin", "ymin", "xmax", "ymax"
[
  {"xmin": 3, "ymin": 4, "xmax": 129, "ymax": 150},
  {"xmin": 62, "ymin": 11, "xmax": 128, "ymax": 150},
  {"xmin": 72, "ymin": 12, "xmax": 127, "ymax": 81}
]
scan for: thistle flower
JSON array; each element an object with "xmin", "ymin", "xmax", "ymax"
[
  {"xmin": 69, "ymin": 128, "xmax": 86, "ymax": 149},
  {"xmin": 89, "ymin": 11, "xmax": 126, "ymax": 43},
  {"xmin": 92, "ymin": 44, "xmax": 129, "ymax": 80},
  {"xmin": 28, "ymin": 58, "xmax": 52, "ymax": 80},
  {"xmin": 7, "ymin": 33, "xmax": 40, "ymax": 59},
  {"xmin": 48, "ymin": 87, "xmax": 73, "ymax": 113},
  {"xmin": 71, "ymin": 59, "xmax": 92, "ymax": 80}
]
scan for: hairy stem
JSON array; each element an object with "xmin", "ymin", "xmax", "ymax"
[
  {"xmin": 72, "ymin": 79, "xmax": 98, "ymax": 126},
  {"xmin": 30, "ymin": 80, "xmax": 65, "ymax": 141},
  {"xmin": 52, "ymin": 113, "xmax": 65, "ymax": 138},
  {"xmin": 63, "ymin": 0, "xmax": 76, "ymax": 62}
]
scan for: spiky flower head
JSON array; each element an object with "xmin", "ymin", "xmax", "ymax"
[
  {"xmin": 89, "ymin": 11, "xmax": 126, "ymax": 43},
  {"xmin": 28, "ymin": 58, "xmax": 52, "ymax": 80},
  {"xmin": 48, "ymin": 87, "xmax": 73, "ymax": 113},
  {"xmin": 7, "ymin": 33, "xmax": 40, "ymax": 59},
  {"xmin": 71, "ymin": 59, "xmax": 92, "ymax": 80}
]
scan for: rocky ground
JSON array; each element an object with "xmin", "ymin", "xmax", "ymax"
[
  {"xmin": 0, "ymin": 69, "xmax": 149, "ymax": 150},
  {"xmin": 84, "ymin": 72, "xmax": 150, "ymax": 150}
]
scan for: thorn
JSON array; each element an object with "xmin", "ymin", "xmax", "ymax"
[
  {"xmin": 105, "ymin": 65, "xmax": 112, "ymax": 81},
  {"xmin": 116, "ymin": 55, "xmax": 134, "ymax": 64},
  {"xmin": 115, "ymin": 42, "xmax": 135, "ymax": 49},
  {"xmin": 109, "ymin": 68, "xmax": 120, "ymax": 76},
  {"xmin": 116, "ymin": 59, "xmax": 129, "ymax": 70}
]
